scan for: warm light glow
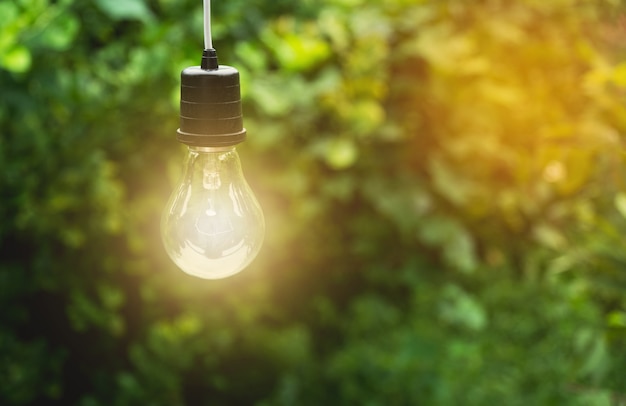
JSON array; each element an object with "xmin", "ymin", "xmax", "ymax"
[{"xmin": 161, "ymin": 146, "xmax": 265, "ymax": 279}]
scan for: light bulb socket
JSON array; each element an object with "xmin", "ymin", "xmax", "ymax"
[
  {"xmin": 201, "ymin": 48, "xmax": 219, "ymax": 70},
  {"xmin": 177, "ymin": 49, "xmax": 246, "ymax": 147}
]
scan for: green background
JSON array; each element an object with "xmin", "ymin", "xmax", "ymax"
[{"xmin": 2, "ymin": 0, "xmax": 626, "ymax": 404}]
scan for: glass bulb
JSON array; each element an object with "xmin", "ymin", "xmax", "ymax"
[{"xmin": 161, "ymin": 146, "xmax": 264, "ymax": 279}]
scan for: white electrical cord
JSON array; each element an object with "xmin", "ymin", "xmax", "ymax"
[{"xmin": 204, "ymin": 0, "xmax": 212, "ymax": 49}]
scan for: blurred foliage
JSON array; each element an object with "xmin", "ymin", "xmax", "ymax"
[{"xmin": 1, "ymin": 0, "xmax": 626, "ymax": 404}]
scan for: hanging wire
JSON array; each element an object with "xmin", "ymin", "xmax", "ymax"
[{"xmin": 204, "ymin": 0, "xmax": 212, "ymax": 49}]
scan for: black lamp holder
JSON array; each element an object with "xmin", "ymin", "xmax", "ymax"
[{"xmin": 177, "ymin": 48, "xmax": 246, "ymax": 147}]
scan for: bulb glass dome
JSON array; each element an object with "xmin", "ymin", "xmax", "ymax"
[{"xmin": 161, "ymin": 146, "xmax": 264, "ymax": 279}]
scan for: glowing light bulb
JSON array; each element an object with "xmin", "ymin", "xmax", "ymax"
[
  {"xmin": 161, "ymin": 48, "xmax": 264, "ymax": 279},
  {"xmin": 161, "ymin": 146, "xmax": 264, "ymax": 279}
]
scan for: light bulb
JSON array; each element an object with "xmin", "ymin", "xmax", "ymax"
[
  {"xmin": 161, "ymin": 48, "xmax": 264, "ymax": 279},
  {"xmin": 161, "ymin": 145, "xmax": 264, "ymax": 279}
]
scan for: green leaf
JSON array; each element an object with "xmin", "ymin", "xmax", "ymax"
[
  {"xmin": 1, "ymin": 45, "xmax": 31, "ymax": 72},
  {"xmin": 444, "ymin": 232, "xmax": 477, "ymax": 274},
  {"xmin": 607, "ymin": 311, "xmax": 626, "ymax": 328},
  {"xmin": 0, "ymin": 3, "xmax": 18, "ymax": 31},
  {"xmin": 418, "ymin": 215, "xmax": 460, "ymax": 245},
  {"xmin": 39, "ymin": 14, "xmax": 79, "ymax": 50},
  {"xmin": 439, "ymin": 285, "xmax": 487, "ymax": 331},
  {"xmin": 94, "ymin": 0, "xmax": 154, "ymax": 23},
  {"xmin": 533, "ymin": 224, "xmax": 568, "ymax": 250}
]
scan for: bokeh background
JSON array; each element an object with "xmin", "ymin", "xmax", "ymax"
[{"xmin": 2, "ymin": 0, "xmax": 626, "ymax": 404}]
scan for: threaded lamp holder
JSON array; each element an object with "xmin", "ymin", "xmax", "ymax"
[{"xmin": 177, "ymin": 49, "xmax": 246, "ymax": 147}]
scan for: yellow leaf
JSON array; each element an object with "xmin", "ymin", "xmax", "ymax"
[
  {"xmin": 615, "ymin": 193, "xmax": 626, "ymax": 219},
  {"xmin": 325, "ymin": 139, "xmax": 358, "ymax": 170}
]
